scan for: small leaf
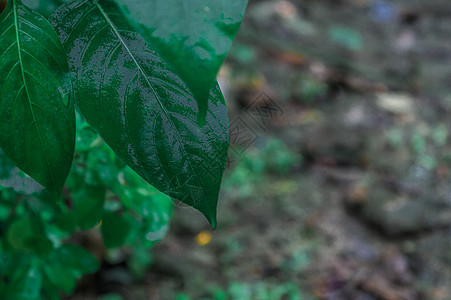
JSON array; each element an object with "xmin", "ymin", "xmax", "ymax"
[
  {"xmin": 115, "ymin": 166, "xmax": 172, "ymax": 247},
  {"xmin": 51, "ymin": 0, "xmax": 230, "ymax": 227},
  {"xmin": 101, "ymin": 211, "xmax": 133, "ymax": 249},
  {"xmin": 43, "ymin": 244, "xmax": 98, "ymax": 293},
  {"xmin": 0, "ymin": 0, "xmax": 75, "ymax": 199},
  {"xmin": 7, "ymin": 216, "xmax": 53, "ymax": 256},
  {"xmin": 57, "ymin": 244, "xmax": 99, "ymax": 275},
  {"xmin": 73, "ymin": 185, "xmax": 105, "ymax": 229},
  {"xmin": 10, "ymin": 265, "xmax": 43, "ymax": 300},
  {"xmin": 116, "ymin": 0, "xmax": 248, "ymax": 120}
]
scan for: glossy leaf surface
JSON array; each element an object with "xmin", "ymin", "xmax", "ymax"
[
  {"xmin": 116, "ymin": 0, "xmax": 248, "ymax": 120},
  {"xmin": 0, "ymin": 0, "xmax": 75, "ymax": 198},
  {"xmin": 51, "ymin": 0, "xmax": 230, "ymax": 227}
]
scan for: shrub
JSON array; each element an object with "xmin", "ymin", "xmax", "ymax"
[{"xmin": 0, "ymin": 0, "xmax": 248, "ymax": 298}]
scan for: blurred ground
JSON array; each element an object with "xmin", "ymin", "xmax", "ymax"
[{"xmin": 69, "ymin": 0, "xmax": 451, "ymax": 299}]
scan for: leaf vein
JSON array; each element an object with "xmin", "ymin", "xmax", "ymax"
[
  {"xmin": 92, "ymin": 0, "xmax": 211, "ymax": 207},
  {"xmin": 13, "ymin": 0, "xmax": 55, "ymax": 188},
  {"xmin": 0, "ymin": 23, "xmax": 13, "ymax": 40},
  {"xmin": 18, "ymin": 29, "xmax": 64, "ymax": 70},
  {"xmin": 0, "ymin": 41, "xmax": 17, "ymax": 63},
  {"xmin": 22, "ymin": 50, "xmax": 63, "ymax": 88},
  {"xmin": 19, "ymin": 18, "xmax": 62, "ymax": 52},
  {"xmin": 0, "ymin": 61, "xmax": 19, "ymax": 96}
]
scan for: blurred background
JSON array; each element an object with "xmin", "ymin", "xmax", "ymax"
[
  {"xmin": 68, "ymin": 0, "xmax": 451, "ymax": 299},
  {"xmin": 3, "ymin": 0, "xmax": 451, "ymax": 299}
]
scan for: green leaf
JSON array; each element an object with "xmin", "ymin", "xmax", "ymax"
[
  {"xmin": 51, "ymin": 0, "xmax": 230, "ymax": 228},
  {"xmin": 56, "ymin": 244, "xmax": 99, "ymax": 275},
  {"xmin": 101, "ymin": 211, "xmax": 133, "ymax": 249},
  {"xmin": 7, "ymin": 216, "xmax": 53, "ymax": 255},
  {"xmin": 115, "ymin": 0, "xmax": 248, "ymax": 120},
  {"xmin": 9, "ymin": 265, "xmax": 43, "ymax": 300},
  {"xmin": 43, "ymin": 244, "xmax": 98, "ymax": 293},
  {"xmin": 72, "ymin": 185, "xmax": 105, "ymax": 229},
  {"xmin": 0, "ymin": 0, "xmax": 75, "ymax": 199},
  {"xmin": 115, "ymin": 167, "xmax": 172, "ymax": 247},
  {"xmin": 0, "ymin": 148, "xmax": 16, "ymax": 179}
]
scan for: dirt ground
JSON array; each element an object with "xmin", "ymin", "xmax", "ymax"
[{"xmin": 68, "ymin": 0, "xmax": 451, "ymax": 299}]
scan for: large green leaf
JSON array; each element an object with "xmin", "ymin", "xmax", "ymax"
[
  {"xmin": 0, "ymin": 0, "xmax": 75, "ymax": 199},
  {"xmin": 50, "ymin": 0, "xmax": 229, "ymax": 228},
  {"xmin": 116, "ymin": 0, "xmax": 248, "ymax": 121}
]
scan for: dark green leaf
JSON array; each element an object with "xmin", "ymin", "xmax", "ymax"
[
  {"xmin": 7, "ymin": 217, "xmax": 35, "ymax": 251},
  {"xmin": 7, "ymin": 216, "xmax": 53, "ymax": 256},
  {"xmin": 43, "ymin": 263, "xmax": 76, "ymax": 293},
  {"xmin": 51, "ymin": 0, "xmax": 230, "ymax": 228},
  {"xmin": 54, "ymin": 211, "xmax": 77, "ymax": 232},
  {"xmin": 0, "ymin": 148, "xmax": 16, "ymax": 179},
  {"xmin": 9, "ymin": 265, "xmax": 42, "ymax": 300},
  {"xmin": 115, "ymin": 0, "xmax": 248, "ymax": 120},
  {"xmin": 56, "ymin": 244, "xmax": 99, "ymax": 275},
  {"xmin": 43, "ymin": 244, "xmax": 98, "ymax": 293},
  {"xmin": 101, "ymin": 211, "xmax": 133, "ymax": 248},
  {"xmin": 115, "ymin": 166, "xmax": 172, "ymax": 247},
  {"xmin": 0, "ymin": 0, "xmax": 75, "ymax": 199},
  {"xmin": 72, "ymin": 185, "xmax": 105, "ymax": 229},
  {"xmin": 100, "ymin": 212, "xmax": 133, "ymax": 248}
]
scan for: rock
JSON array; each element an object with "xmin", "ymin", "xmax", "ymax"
[{"xmin": 358, "ymin": 186, "xmax": 451, "ymax": 236}]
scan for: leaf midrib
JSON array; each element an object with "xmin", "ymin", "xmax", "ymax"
[
  {"xmin": 12, "ymin": 0, "xmax": 55, "ymax": 187},
  {"xmin": 91, "ymin": 0, "xmax": 214, "ymax": 218}
]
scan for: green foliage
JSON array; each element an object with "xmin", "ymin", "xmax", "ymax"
[
  {"xmin": 225, "ymin": 138, "xmax": 302, "ymax": 197},
  {"xmin": 50, "ymin": 0, "xmax": 230, "ymax": 227},
  {"xmin": 0, "ymin": 115, "xmax": 173, "ymax": 298},
  {"xmin": 0, "ymin": 0, "xmax": 75, "ymax": 199},
  {"xmin": 294, "ymin": 76, "xmax": 328, "ymax": 105},
  {"xmin": 116, "ymin": 0, "xmax": 249, "ymax": 120},
  {"xmin": 328, "ymin": 26, "xmax": 363, "ymax": 52},
  {"xmin": 385, "ymin": 123, "xmax": 451, "ymax": 170},
  {"xmin": 176, "ymin": 281, "xmax": 304, "ymax": 300},
  {"xmin": 0, "ymin": 0, "xmax": 247, "ymax": 297},
  {"xmin": 0, "ymin": 0, "xmax": 247, "ymax": 225}
]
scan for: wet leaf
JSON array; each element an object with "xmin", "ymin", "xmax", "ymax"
[
  {"xmin": 116, "ymin": 0, "xmax": 248, "ymax": 120},
  {"xmin": 0, "ymin": 0, "xmax": 75, "ymax": 199},
  {"xmin": 51, "ymin": 0, "xmax": 230, "ymax": 228}
]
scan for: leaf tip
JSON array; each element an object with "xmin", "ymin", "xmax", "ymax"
[
  {"xmin": 203, "ymin": 211, "xmax": 217, "ymax": 230},
  {"xmin": 48, "ymin": 187, "xmax": 63, "ymax": 203}
]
